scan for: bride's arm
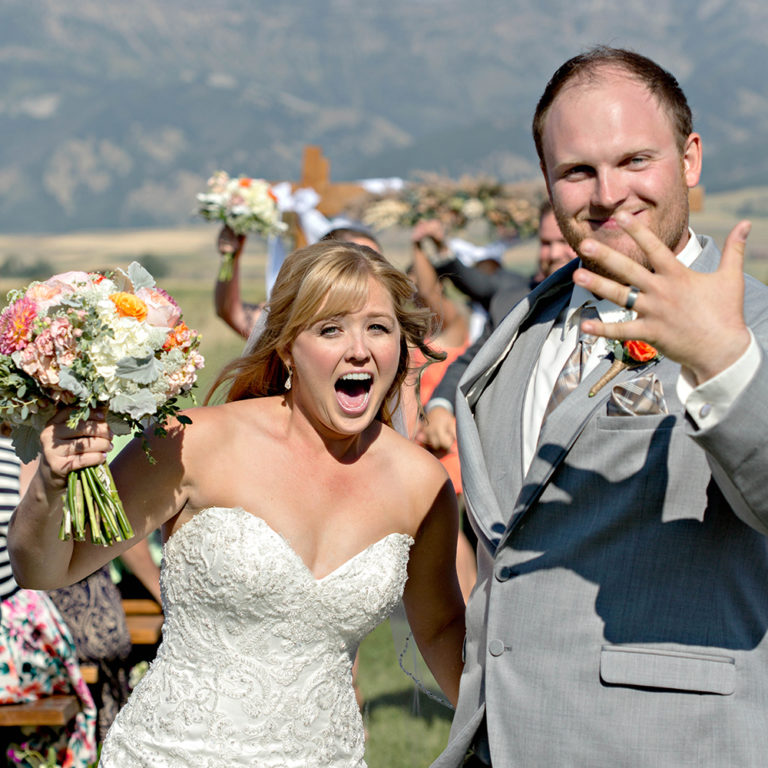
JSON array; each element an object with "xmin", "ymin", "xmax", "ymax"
[
  {"xmin": 9, "ymin": 408, "xmax": 191, "ymax": 590},
  {"xmin": 402, "ymin": 470, "xmax": 466, "ymax": 707}
]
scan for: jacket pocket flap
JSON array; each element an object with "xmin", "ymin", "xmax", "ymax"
[{"xmin": 600, "ymin": 646, "xmax": 735, "ymax": 695}]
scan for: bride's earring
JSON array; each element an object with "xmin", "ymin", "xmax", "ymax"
[{"xmin": 284, "ymin": 365, "xmax": 292, "ymax": 391}]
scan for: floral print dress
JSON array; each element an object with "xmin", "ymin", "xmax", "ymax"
[{"xmin": 0, "ymin": 437, "xmax": 97, "ymax": 767}]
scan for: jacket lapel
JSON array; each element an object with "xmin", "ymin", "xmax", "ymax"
[
  {"xmin": 461, "ymin": 234, "xmax": 721, "ymax": 554},
  {"xmin": 502, "ymin": 355, "xmax": 627, "ymax": 544},
  {"xmin": 456, "ymin": 270, "xmax": 574, "ymax": 551},
  {"xmin": 498, "ymin": 342, "xmax": 672, "ymax": 550}
]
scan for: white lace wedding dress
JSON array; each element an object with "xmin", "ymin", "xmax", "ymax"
[{"xmin": 99, "ymin": 506, "xmax": 413, "ymax": 767}]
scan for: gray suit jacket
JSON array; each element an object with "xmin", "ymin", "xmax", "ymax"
[{"xmin": 433, "ymin": 235, "xmax": 768, "ymax": 767}]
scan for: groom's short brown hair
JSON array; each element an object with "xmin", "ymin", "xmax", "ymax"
[{"xmin": 532, "ymin": 46, "xmax": 694, "ymax": 166}]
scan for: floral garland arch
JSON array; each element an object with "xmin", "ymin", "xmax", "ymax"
[{"xmin": 344, "ymin": 173, "xmax": 546, "ymax": 241}]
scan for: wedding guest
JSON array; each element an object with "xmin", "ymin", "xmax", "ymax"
[
  {"xmin": 1, "ymin": 433, "xmax": 97, "ymax": 768},
  {"xmin": 433, "ymin": 46, "xmax": 768, "ymax": 768},
  {"xmin": 10, "ymin": 240, "xmax": 465, "ymax": 766},
  {"xmin": 46, "ymin": 567, "xmax": 131, "ymax": 742},
  {"xmin": 529, "ymin": 200, "xmax": 578, "ymax": 286},
  {"xmin": 419, "ymin": 201, "xmax": 576, "ymax": 453},
  {"xmin": 215, "ymin": 220, "xmax": 381, "ymax": 339},
  {"xmin": 415, "ymin": 218, "xmax": 531, "ymax": 315},
  {"xmin": 408, "ymin": 226, "xmax": 477, "ymax": 599}
]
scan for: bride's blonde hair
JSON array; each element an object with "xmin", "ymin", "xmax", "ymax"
[{"xmin": 207, "ymin": 241, "xmax": 443, "ymax": 427}]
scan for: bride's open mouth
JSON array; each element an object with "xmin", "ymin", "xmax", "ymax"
[{"xmin": 335, "ymin": 372, "xmax": 373, "ymax": 414}]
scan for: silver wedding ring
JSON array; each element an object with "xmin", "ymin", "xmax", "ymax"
[{"xmin": 624, "ymin": 286, "xmax": 640, "ymax": 311}]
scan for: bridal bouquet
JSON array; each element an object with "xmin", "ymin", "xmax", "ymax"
[
  {"xmin": 0, "ymin": 262, "xmax": 205, "ymax": 545},
  {"xmin": 196, "ymin": 171, "xmax": 287, "ymax": 280}
]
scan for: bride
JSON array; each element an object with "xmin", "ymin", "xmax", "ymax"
[{"xmin": 9, "ymin": 241, "xmax": 466, "ymax": 767}]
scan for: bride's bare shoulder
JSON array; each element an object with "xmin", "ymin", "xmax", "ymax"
[
  {"xmin": 379, "ymin": 425, "xmax": 450, "ymax": 487},
  {"xmin": 136, "ymin": 398, "xmax": 280, "ymax": 458},
  {"xmin": 176, "ymin": 397, "xmax": 282, "ymax": 437},
  {"xmin": 373, "ymin": 427, "xmax": 456, "ymax": 535}
]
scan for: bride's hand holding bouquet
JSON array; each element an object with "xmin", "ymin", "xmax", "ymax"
[{"xmin": 0, "ymin": 262, "xmax": 204, "ymax": 545}]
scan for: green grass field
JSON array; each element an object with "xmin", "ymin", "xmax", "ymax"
[{"xmin": 359, "ymin": 622, "xmax": 454, "ymax": 767}]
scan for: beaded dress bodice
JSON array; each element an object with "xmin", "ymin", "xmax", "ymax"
[{"xmin": 99, "ymin": 506, "xmax": 413, "ymax": 767}]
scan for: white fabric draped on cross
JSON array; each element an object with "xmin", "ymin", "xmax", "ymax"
[
  {"xmin": 265, "ymin": 184, "xmax": 328, "ymax": 298},
  {"xmin": 265, "ymin": 177, "xmax": 405, "ymax": 299}
]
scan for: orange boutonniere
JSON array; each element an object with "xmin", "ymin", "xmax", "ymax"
[{"xmin": 589, "ymin": 339, "xmax": 660, "ymax": 397}]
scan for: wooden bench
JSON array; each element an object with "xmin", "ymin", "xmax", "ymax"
[
  {"xmin": 122, "ymin": 598, "xmax": 162, "ymax": 616},
  {"xmin": 0, "ymin": 694, "xmax": 80, "ymax": 727},
  {"xmin": 122, "ymin": 598, "xmax": 163, "ymax": 646},
  {"xmin": 80, "ymin": 663, "xmax": 99, "ymax": 684},
  {"xmin": 0, "ymin": 601, "xmax": 164, "ymax": 730},
  {"xmin": 126, "ymin": 614, "xmax": 164, "ymax": 645}
]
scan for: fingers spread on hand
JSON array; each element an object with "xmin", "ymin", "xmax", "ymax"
[
  {"xmin": 573, "ymin": 266, "xmax": 647, "ymax": 313},
  {"xmin": 611, "ymin": 212, "xmax": 680, "ymax": 274},
  {"xmin": 578, "ymin": 238, "xmax": 649, "ymax": 288}
]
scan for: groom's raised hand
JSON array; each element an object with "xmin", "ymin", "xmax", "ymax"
[{"xmin": 572, "ymin": 212, "xmax": 752, "ymax": 386}]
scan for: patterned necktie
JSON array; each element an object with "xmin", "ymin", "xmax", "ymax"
[{"xmin": 542, "ymin": 305, "xmax": 599, "ymax": 421}]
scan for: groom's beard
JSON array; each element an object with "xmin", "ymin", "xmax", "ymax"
[{"xmin": 554, "ymin": 189, "xmax": 690, "ymax": 280}]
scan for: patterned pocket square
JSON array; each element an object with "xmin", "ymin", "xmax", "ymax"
[{"xmin": 606, "ymin": 372, "xmax": 669, "ymax": 416}]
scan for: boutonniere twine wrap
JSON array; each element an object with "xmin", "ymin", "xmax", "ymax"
[
  {"xmin": 0, "ymin": 263, "xmax": 205, "ymax": 545},
  {"xmin": 589, "ymin": 338, "xmax": 660, "ymax": 397},
  {"xmin": 196, "ymin": 171, "xmax": 287, "ymax": 280}
]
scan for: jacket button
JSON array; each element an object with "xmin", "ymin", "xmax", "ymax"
[
  {"xmin": 488, "ymin": 639, "xmax": 505, "ymax": 657},
  {"xmin": 495, "ymin": 565, "xmax": 516, "ymax": 581}
]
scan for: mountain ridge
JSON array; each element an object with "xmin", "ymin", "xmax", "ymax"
[{"xmin": 1, "ymin": 0, "xmax": 767, "ymax": 232}]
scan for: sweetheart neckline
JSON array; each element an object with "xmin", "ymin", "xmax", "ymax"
[{"xmin": 166, "ymin": 505, "xmax": 413, "ymax": 583}]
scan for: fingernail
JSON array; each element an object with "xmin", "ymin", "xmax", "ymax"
[
  {"xmin": 615, "ymin": 211, "xmax": 631, "ymax": 225},
  {"xmin": 580, "ymin": 241, "xmax": 596, "ymax": 255}
]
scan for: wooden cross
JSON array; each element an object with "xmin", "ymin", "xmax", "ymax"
[{"xmin": 284, "ymin": 145, "xmax": 368, "ymax": 248}]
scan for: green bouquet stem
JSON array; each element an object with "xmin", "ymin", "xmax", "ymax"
[
  {"xmin": 59, "ymin": 464, "xmax": 135, "ymax": 546},
  {"xmin": 217, "ymin": 253, "xmax": 235, "ymax": 282}
]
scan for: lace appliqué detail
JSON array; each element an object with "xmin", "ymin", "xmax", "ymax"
[{"xmin": 99, "ymin": 507, "xmax": 413, "ymax": 768}]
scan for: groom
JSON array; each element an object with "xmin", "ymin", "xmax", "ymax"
[{"xmin": 433, "ymin": 47, "xmax": 768, "ymax": 767}]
